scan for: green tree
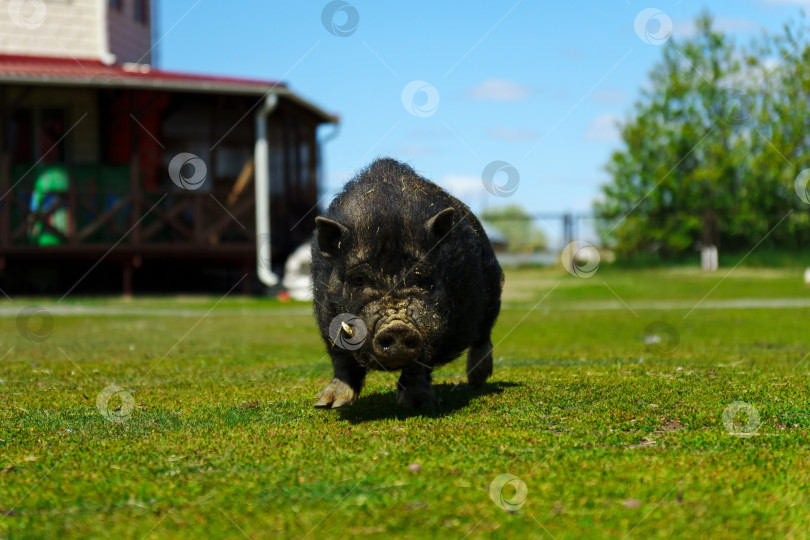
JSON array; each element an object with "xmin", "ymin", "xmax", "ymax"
[
  {"xmin": 745, "ymin": 17, "xmax": 810, "ymax": 247},
  {"xmin": 480, "ymin": 205, "xmax": 547, "ymax": 252},
  {"xmin": 595, "ymin": 13, "xmax": 810, "ymax": 257}
]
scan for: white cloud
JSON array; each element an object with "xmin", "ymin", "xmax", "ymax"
[
  {"xmin": 671, "ymin": 17, "xmax": 761, "ymax": 39},
  {"xmin": 761, "ymin": 0, "xmax": 810, "ymax": 5},
  {"xmin": 467, "ymin": 79, "xmax": 533, "ymax": 102},
  {"xmin": 761, "ymin": 57, "xmax": 781, "ymax": 71},
  {"xmin": 592, "ymin": 89, "xmax": 627, "ymax": 105},
  {"xmin": 715, "ymin": 17, "xmax": 761, "ymax": 33},
  {"xmin": 585, "ymin": 113, "xmax": 621, "ymax": 143},
  {"xmin": 387, "ymin": 144, "xmax": 438, "ymax": 157},
  {"xmin": 438, "ymin": 173, "xmax": 488, "ymax": 207},
  {"xmin": 489, "ymin": 127, "xmax": 539, "ymax": 142},
  {"xmin": 407, "ymin": 129, "xmax": 454, "ymax": 139}
]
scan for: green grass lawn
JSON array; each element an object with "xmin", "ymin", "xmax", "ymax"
[{"xmin": 2, "ymin": 266, "xmax": 810, "ymax": 539}]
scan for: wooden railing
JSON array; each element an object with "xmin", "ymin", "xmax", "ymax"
[{"xmin": 4, "ymin": 188, "xmax": 255, "ymax": 252}]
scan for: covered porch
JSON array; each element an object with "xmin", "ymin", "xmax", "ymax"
[{"xmin": 0, "ymin": 55, "xmax": 337, "ymax": 294}]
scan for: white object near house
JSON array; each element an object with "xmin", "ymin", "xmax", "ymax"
[
  {"xmin": 701, "ymin": 245, "xmax": 718, "ymax": 272},
  {"xmin": 804, "ymin": 267, "xmax": 810, "ymax": 286},
  {"xmin": 282, "ymin": 243, "xmax": 313, "ymax": 301}
]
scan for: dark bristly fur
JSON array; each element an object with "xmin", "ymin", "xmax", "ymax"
[{"xmin": 310, "ymin": 158, "xmax": 504, "ymax": 409}]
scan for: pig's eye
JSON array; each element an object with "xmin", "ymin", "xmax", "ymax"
[{"xmin": 346, "ymin": 265, "xmax": 375, "ymax": 290}]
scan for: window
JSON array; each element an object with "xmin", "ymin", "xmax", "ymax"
[
  {"xmin": 134, "ymin": 0, "xmax": 148, "ymax": 24},
  {"xmin": 10, "ymin": 109, "xmax": 66, "ymax": 164},
  {"xmin": 109, "ymin": 0, "xmax": 123, "ymax": 11},
  {"xmin": 10, "ymin": 110, "xmax": 34, "ymax": 162}
]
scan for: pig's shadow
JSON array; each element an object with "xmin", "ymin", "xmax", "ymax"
[{"xmin": 337, "ymin": 381, "xmax": 520, "ymax": 423}]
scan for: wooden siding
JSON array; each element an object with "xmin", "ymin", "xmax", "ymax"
[{"xmin": 0, "ymin": 0, "xmax": 101, "ymax": 60}]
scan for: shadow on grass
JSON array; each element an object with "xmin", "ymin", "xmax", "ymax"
[{"xmin": 337, "ymin": 381, "xmax": 521, "ymax": 424}]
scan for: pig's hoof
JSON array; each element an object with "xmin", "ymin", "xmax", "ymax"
[
  {"xmin": 467, "ymin": 344, "xmax": 493, "ymax": 387},
  {"xmin": 314, "ymin": 378, "xmax": 358, "ymax": 409},
  {"xmin": 396, "ymin": 385, "xmax": 437, "ymax": 409}
]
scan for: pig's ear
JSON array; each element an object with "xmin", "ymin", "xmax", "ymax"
[
  {"xmin": 315, "ymin": 217, "xmax": 349, "ymax": 257},
  {"xmin": 425, "ymin": 208, "xmax": 455, "ymax": 241}
]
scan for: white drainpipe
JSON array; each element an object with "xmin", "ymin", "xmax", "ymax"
[{"xmin": 254, "ymin": 93, "xmax": 280, "ymax": 287}]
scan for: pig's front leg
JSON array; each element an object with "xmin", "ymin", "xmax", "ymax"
[
  {"xmin": 315, "ymin": 352, "xmax": 366, "ymax": 408},
  {"xmin": 396, "ymin": 365, "xmax": 436, "ymax": 409}
]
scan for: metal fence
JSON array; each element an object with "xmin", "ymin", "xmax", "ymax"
[{"xmin": 482, "ymin": 212, "xmax": 599, "ymax": 266}]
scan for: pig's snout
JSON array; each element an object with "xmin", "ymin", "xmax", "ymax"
[{"xmin": 373, "ymin": 322, "xmax": 423, "ymax": 361}]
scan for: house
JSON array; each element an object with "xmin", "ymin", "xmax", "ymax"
[{"xmin": 0, "ymin": 0, "xmax": 336, "ymax": 294}]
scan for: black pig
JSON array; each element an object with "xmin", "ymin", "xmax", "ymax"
[{"xmin": 310, "ymin": 158, "xmax": 503, "ymax": 409}]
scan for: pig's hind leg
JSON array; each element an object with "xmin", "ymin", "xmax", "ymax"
[
  {"xmin": 466, "ymin": 338, "xmax": 493, "ymax": 387},
  {"xmin": 315, "ymin": 352, "xmax": 366, "ymax": 408},
  {"xmin": 466, "ymin": 288, "xmax": 500, "ymax": 387}
]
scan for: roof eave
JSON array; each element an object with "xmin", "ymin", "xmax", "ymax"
[
  {"xmin": 0, "ymin": 75, "xmax": 339, "ymax": 124},
  {"xmin": 274, "ymin": 87, "xmax": 340, "ymax": 124}
]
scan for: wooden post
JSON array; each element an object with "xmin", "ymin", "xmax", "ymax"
[
  {"xmin": 210, "ymin": 95, "xmax": 220, "ymax": 187},
  {"xmin": 308, "ymin": 126, "xmax": 317, "ymax": 205},
  {"xmin": 241, "ymin": 260, "xmax": 250, "ymax": 295},
  {"xmin": 67, "ymin": 175, "xmax": 77, "ymax": 243},
  {"xmin": 0, "ymin": 86, "xmax": 10, "ymax": 251},
  {"xmin": 122, "ymin": 260, "xmax": 133, "ymax": 298},
  {"xmin": 563, "ymin": 213, "xmax": 573, "ymax": 246},
  {"xmin": 194, "ymin": 193, "xmax": 203, "ymax": 245},
  {"xmin": 280, "ymin": 111, "xmax": 291, "ymax": 228},
  {"xmin": 129, "ymin": 91, "xmax": 142, "ymax": 248}
]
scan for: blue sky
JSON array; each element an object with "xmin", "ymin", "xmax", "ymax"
[{"xmin": 156, "ymin": 0, "xmax": 808, "ymax": 243}]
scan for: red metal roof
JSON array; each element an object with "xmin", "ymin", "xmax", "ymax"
[
  {"xmin": 0, "ymin": 54, "xmax": 283, "ymax": 94},
  {"xmin": 0, "ymin": 54, "xmax": 337, "ymax": 122}
]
